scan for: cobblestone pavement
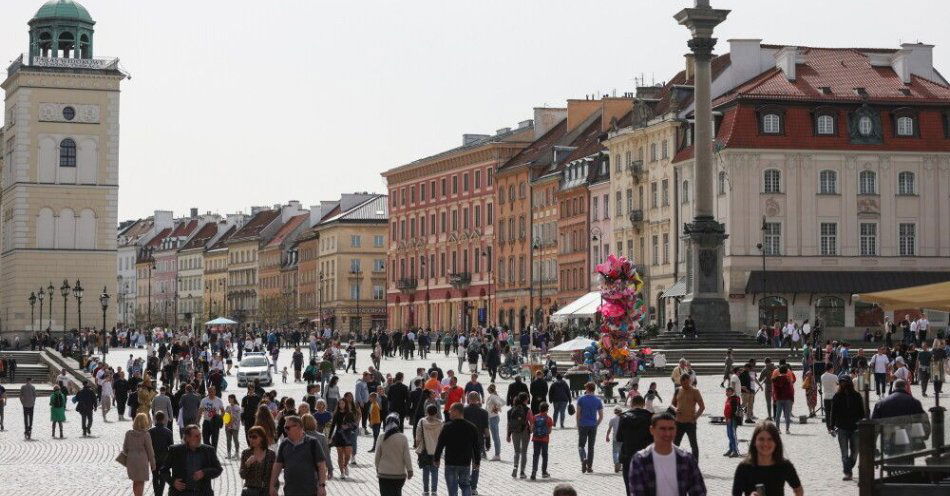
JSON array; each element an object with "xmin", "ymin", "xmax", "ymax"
[{"xmin": 0, "ymin": 345, "xmax": 930, "ymax": 495}]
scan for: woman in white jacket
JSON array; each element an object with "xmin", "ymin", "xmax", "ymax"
[
  {"xmin": 375, "ymin": 412, "xmax": 413, "ymax": 496},
  {"xmin": 414, "ymin": 404, "xmax": 444, "ymax": 496}
]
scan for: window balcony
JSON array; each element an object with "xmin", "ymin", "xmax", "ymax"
[
  {"xmin": 396, "ymin": 278, "xmax": 417, "ymax": 294},
  {"xmin": 449, "ymin": 272, "xmax": 472, "ymax": 290},
  {"xmin": 628, "ymin": 209, "xmax": 644, "ymax": 223}
]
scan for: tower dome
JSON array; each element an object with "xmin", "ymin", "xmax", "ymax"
[{"xmin": 28, "ymin": 0, "xmax": 95, "ymax": 60}]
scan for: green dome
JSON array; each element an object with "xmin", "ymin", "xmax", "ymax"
[{"xmin": 32, "ymin": 0, "xmax": 94, "ymax": 24}]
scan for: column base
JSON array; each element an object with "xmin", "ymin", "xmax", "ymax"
[{"xmin": 678, "ymin": 296, "xmax": 731, "ymax": 333}]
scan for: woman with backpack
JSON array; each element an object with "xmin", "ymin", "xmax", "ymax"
[
  {"xmin": 49, "ymin": 384, "xmax": 66, "ymax": 438},
  {"xmin": 507, "ymin": 391, "xmax": 532, "ymax": 479}
]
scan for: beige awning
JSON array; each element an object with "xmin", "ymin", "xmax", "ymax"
[{"xmin": 854, "ymin": 281, "xmax": 950, "ymax": 312}]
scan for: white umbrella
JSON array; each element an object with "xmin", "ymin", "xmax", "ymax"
[
  {"xmin": 550, "ymin": 337, "xmax": 596, "ymax": 352},
  {"xmin": 205, "ymin": 317, "xmax": 237, "ymax": 325}
]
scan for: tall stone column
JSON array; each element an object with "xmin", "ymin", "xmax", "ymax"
[{"xmin": 674, "ymin": 1, "xmax": 732, "ymax": 331}]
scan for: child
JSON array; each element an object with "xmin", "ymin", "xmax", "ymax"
[
  {"xmin": 724, "ymin": 386, "xmax": 741, "ymax": 457},
  {"xmin": 224, "ymin": 394, "xmax": 242, "ymax": 459},
  {"xmin": 644, "ymin": 382, "xmax": 663, "ymax": 412},
  {"xmin": 367, "ymin": 392, "xmax": 383, "ymax": 452},
  {"xmin": 529, "ymin": 401, "xmax": 554, "ymax": 480},
  {"xmin": 606, "ymin": 407, "xmax": 623, "ymax": 473},
  {"xmin": 281, "ymin": 366, "xmax": 288, "ymax": 384}
]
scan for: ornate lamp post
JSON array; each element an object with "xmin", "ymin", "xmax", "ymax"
[
  {"xmin": 420, "ymin": 257, "xmax": 431, "ymax": 330},
  {"xmin": 480, "ymin": 248, "xmax": 492, "ymax": 326},
  {"xmin": 61, "ymin": 280, "xmax": 70, "ymax": 332},
  {"xmin": 28, "ymin": 292, "xmax": 37, "ymax": 331},
  {"xmin": 73, "ymin": 279, "xmax": 84, "ymax": 330},
  {"xmin": 675, "ymin": 0, "xmax": 732, "ymax": 330},
  {"xmin": 46, "ymin": 283, "xmax": 54, "ymax": 331},
  {"xmin": 36, "ymin": 288, "xmax": 45, "ymax": 333},
  {"xmin": 99, "ymin": 287, "xmax": 110, "ymax": 333}
]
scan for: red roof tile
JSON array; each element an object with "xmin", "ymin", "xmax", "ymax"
[
  {"xmin": 145, "ymin": 228, "xmax": 172, "ymax": 248},
  {"xmin": 497, "ymin": 119, "xmax": 569, "ymax": 174},
  {"xmin": 170, "ymin": 219, "xmax": 198, "ymax": 238},
  {"xmin": 265, "ymin": 214, "xmax": 308, "ymax": 248},
  {"xmin": 209, "ymin": 226, "xmax": 236, "ymax": 251},
  {"xmin": 180, "ymin": 222, "xmax": 218, "ymax": 251},
  {"xmin": 230, "ymin": 210, "xmax": 280, "ymax": 242}
]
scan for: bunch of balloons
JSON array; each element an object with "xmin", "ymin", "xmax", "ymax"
[{"xmin": 593, "ymin": 254, "xmax": 646, "ymax": 376}]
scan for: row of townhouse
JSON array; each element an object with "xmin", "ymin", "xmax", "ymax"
[
  {"xmin": 116, "ymin": 195, "xmax": 389, "ymax": 333},
  {"xmin": 385, "ymin": 39, "xmax": 950, "ymax": 338}
]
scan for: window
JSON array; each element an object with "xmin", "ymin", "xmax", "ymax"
[
  {"xmin": 441, "ymin": 178, "xmax": 447, "ymax": 197},
  {"xmin": 650, "ymin": 143, "xmax": 657, "ymax": 162},
  {"xmin": 661, "ymin": 179, "xmax": 669, "ymax": 206},
  {"xmin": 816, "ymin": 114, "xmax": 835, "ymax": 135},
  {"xmin": 762, "ymin": 113, "xmax": 781, "ymax": 134},
  {"xmin": 763, "ymin": 222, "xmax": 781, "ymax": 255},
  {"xmin": 820, "ymin": 222, "xmax": 837, "ymax": 256},
  {"xmin": 615, "ymin": 192, "xmax": 622, "ymax": 217},
  {"xmin": 718, "ymin": 171, "xmax": 727, "ymax": 195},
  {"xmin": 763, "ymin": 169, "xmax": 781, "ymax": 193},
  {"xmin": 373, "ymin": 259, "xmax": 385, "ymax": 272},
  {"xmin": 373, "ymin": 285, "xmax": 384, "ymax": 300},
  {"xmin": 59, "ymin": 138, "xmax": 77, "ymax": 167},
  {"xmin": 858, "ymin": 116, "xmax": 873, "ymax": 136},
  {"xmin": 899, "ymin": 223, "xmax": 916, "ymax": 256},
  {"xmin": 858, "ymin": 170, "xmax": 876, "ymax": 195},
  {"xmin": 626, "ymin": 189, "xmax": 633, "ymax": 212},
  {"xmin": 897, "ymin": 171, "xmax": 915, "ymax": 195},
  {"xmin": 410, "ymin": 186, "xmax": 416, "ymax": 203},
  {"xmin": 451, "ymin": 210, "xmax": 458, "ymax": 231},
  {"xmin": 603, "ymin": 194, "xmax": 609, "ymax": 218},
  {"xmin": 661, "ymin": 140, "xmax": 669, "ymax": 159},
  {"xmin": 651, "ymin": 235, "xmax": 659, "ymax": 265},
  {"xmin": 430, "ymin": 180, "xmax": 436, "ymax": 199},
  {"xmin": 350, "ymin": 284, "xmax": 361, "ymax": 300},
  {"xmin": 519, "ymin": 182, "xmax": 526, "ymax": 199},
  {"xmin": 420, "ymin": 182, "xmax": 426, "ymax": 202},
  {"xmin": 474, "ymin": 205, "xmax": 481, "ymax": 227},
  {"xmin": 896, "ymin": 116, "xmax": 914, "ymax": 137},
  {"xmin": 351, "ymin": 235, "xmax": 361, "ymax": 247},
  {"xmin": 350, "ymin": 258, "xmax": 361, "ymax": 273},
  {"xmin": 463, "ymin": 173, "xmax": 469, "ymax": 192},
  {"xmin": 452, "ymin": 175, "xmax": 458, "ymax": 194},
  {"xmin": 650, "ymin": 182, "xmax": 658, "ymax": 208},
  {"xmin": 474, "ymin": 170, "xmax": 480, "ymax": 189},
  {"xmin": 486, "ymin": 203, "xmax": 493, "ymax": 225},
  {"xmin": 626, "ymin": 239, "xmax": 633, "ymax": 260},
  {"xmin": 859, "ymin": 223, "xmax": 877, "ymax": 256},
  {"xmin": 815, "ymin": 296, "xmax": 845, "ymax": 327},
  {"xmin": 592, "ymin": 197, "xmax": 599, "ymax": 221},
  {"xmin": 486, "ymin": 167, "xmax": 493, "ymax": 186},
  {"xmin": 818, "ymin": 170, "xmax": 837, "ymax": 194},
  {"xmin": 662, "ymin": 233, "xmax": 669, "ymax": 264},
  {"xmin": 682, "ymin": 180, "xmax": 689, "ymax": 203},
  {"xmin": 508, "ymin": 185, "xmax": 515, "ymax": 202}
]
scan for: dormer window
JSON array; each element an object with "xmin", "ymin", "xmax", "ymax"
[
  {"xmin": 762, "ymin": 114, "xmax": 781, "ymax": 134},
  {"xmin": 849, "ymin": 104, "xmax": 882, "ymax": 144},
  {"xmin": 858, "ymin": 116, "xmax": 872, "ymax": 136},
  {"xmin": 817, "ymin": 115, "xmax": 834, "ymax": 135},
  {"xmin": 896, "ymin": 116, "xmax": 913, "ymax": 136},
  {"xmin": 812, "ymin": 107, "xmax": 838, "ymax": 136},
  {"xmin": 892, "ymin": 109, "xmax": 918, "ymax": 138}
]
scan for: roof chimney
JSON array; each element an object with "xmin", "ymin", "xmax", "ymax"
[
  {"xmin": 190, "ymin": 207, "xmax": 198, "ymax": 218},
  {"xmin": 891, "ymin": 43, "xmax": 937, "ymax": 84},
  {"xmin": 533, "ymin": 107, "xmax": 567, "ymax": 140},
  {"xmin": 635, "ymin": 86, "xmax": 662, "ymax": 100},
  {"xmin": 462, "ymin": 134, "xmax": 490, "ymax": 146},
  {"xmin": 775, "ymin": 46, "xmax": 800, "ymax": 81},
  {"xmin": 517, "ymin": 119, "xmax": 533, "ymax": 129},
  {"xmin": 684, "ymin": 53, "xmax": 695, "ymax": 81},
  {"xmin": 496, "ymin": 127, "xmax": 511, "ymax": 135}
]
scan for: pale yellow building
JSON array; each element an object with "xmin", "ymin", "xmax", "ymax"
[{"xmin": 1, "ymin": 1, "xmax": 125, "ymax": 333}]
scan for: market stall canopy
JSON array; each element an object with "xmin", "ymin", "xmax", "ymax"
[
  {"xmin": 550, "ymin": 337, "xmax": 596, "ymax": 352},
  {"xmin": 205, "ymin": 317, "xmax": 238, "ymax": 325},
  {"xmin": 854, "ymin": 281, "xmax": 950, "ymax": 312},
  {"xmin": 551, "ymin": 291, "xmax": 601, "ymax": 321}
]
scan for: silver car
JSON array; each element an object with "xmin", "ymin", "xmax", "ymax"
[{"xmin": 236, "ymin": 354, "xmax": 273, "ymax": 387}]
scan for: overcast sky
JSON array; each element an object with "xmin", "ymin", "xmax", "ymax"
[{"xmin": 3, "ymin": 0, "xmax": 947, "ymax": 221}]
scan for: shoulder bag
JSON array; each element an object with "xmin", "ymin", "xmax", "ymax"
[{"xmin": 115, "ymin": 451, "xmax": 128, "ymax": 467}]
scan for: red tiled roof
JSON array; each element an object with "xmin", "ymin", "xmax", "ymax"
[
  {"xmin": 145, "ymin": 227, "xmax": 172, "ymax": 248},
  {"xmin": 170, "ymin": 219, "xmax": 198, "ymax": 238},
  {"xmin": 180, "ymin": 222, "xmax": 218, "ymax": 251},
  {"xmin": 230, "ymin": 210, "xmax": 280, "ymax": 242},
  {"xmin": 265, "ymin": 214, "xmax": 308, "ymax": 248},
  {"xmin": 209, "ymin": 226, "xmax": 236, "ymax": 251},
  {"xmin": 563, "ymin": 117, "xmax": 606, "ymax": 163},
  {"xmin": 497, "ymin": 119, "xmax": 569, "ymax": 174}
]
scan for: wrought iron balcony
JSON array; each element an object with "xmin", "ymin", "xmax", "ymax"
[
  {"xmin": 628, "ymin": 209, "xmax": 644, "ymax": 223},
  {"xmin": 396, "ymin": 278, "xmax": 417, "ymax": 294},
  {"xmin": 627, "ymin": 160, "xmax": 644, "ymax": 176},
  {"xmin": 449, "ymin": 272, "xmax": 472, "ymax": 290}
]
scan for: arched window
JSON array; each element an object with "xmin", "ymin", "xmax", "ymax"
[
  {"xmin": 897, "ymin": 171, "xmax": 915, "ymax": 195},
  {"xmin": 763, "ymin": 169, "xmax": 781, "ymax": 193},
  {"xmin": 758, "ymin": 296, "xmax": 788, "ymax": 326},
  {"xmin": 508, "ymin": 185, "xmax": 515, "ymax": 202},
  {"xmin": 896, "ymin": 116, "xmax": 914, "ymax": 136},
  {"xmin": 816, "ymin": 114, "xmax": 835, "ymax": 135},
  {"xmin": 818, "ymin": 170, "xmax": 837, "ymax": 194},
  {"xmin": 59, "ymin": 138, "xmax": 77, "ymax": 167},
  {"xmin": 858, "ymin": 170, "xmax": 876, "ymax": 195},
  {"xmin": 815, "ymin": 296, "xmax": 845, "ymax": 327},
  {"xmin": 762, "ymin": 113, "xmax": 781, "ymax": 134},
  {"xmin": 718, "ymin": 171, "xmax": 727, "ymax": 195},
  {"xmin": 682, "ymin": 180, "xmax": 690, "ymax": 203},
  {"xmin": 858, "ymin": 116, "xmax": 873, "ymax": 136}
]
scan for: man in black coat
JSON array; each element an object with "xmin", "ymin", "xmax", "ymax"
[
  {"xmin": 387, "ymin": 372, "xmax": 410, "ymax": 426},
  {"xmin": 506, "ymin": 375, "xmax": 529, "ymax": 406},
  {"xmin": 529, "ymin": 370, "xmax": 549, "ymax": 414},
  {"xmin": 547, "ymin": 374, "xmax": 572, "ymax": 428},
  {"xmin": 149, "ymin": 411, "xmax": 175, "ymax": 496},
  {"xmin": 160, "ymin": 424, "xmax": 223, "ymax": 496},
  {"xmin": 616, "ymin": 395, "xmax": 654, "ymax": 496},
  {"xmin": 74, "ymin": 381, "xmax": 98, "ymax": 436}
]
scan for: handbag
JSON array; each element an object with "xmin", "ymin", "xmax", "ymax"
[
  {"xmin": 417, "ymin": 451, "xmax": 433, "ymax": 468},
  {"xmin": 115, "ymin": 451, "xmax": 128, "ymax": 467},
  {"xmin": 567, "ymin": 403, "xmax": 576, "ymax": 416}
]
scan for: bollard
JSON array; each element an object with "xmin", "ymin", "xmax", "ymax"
[
  {"xmin": 858, "ymin": 419, "xmax": 876, "ymax": 496},
  {"xmin": 931, "ymin": 405, "xmax": 946, "ymax": 450}
]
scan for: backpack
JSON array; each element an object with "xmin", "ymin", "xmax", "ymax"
[
  {"xmin": 508, "ymin": 405, "xmax": 528, "ymax": 433},
  {"xmin": 533, "ymin": 414, "xmax": 550, "ymax": 437},
  {"xmin": 51, "ymin": 392, "xmax": 65, "ymax": 409}
]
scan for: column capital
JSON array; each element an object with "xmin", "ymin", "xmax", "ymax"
[{"xmin": 687, "ymin": 37, "xmax": 718, "ymax": 58}]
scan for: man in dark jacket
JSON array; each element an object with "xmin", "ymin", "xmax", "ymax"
[
  {"xmin": 548, "ymin": 374, "xmax": 572, "ymax": 428},
  {"xmin": 74, "ymin": 381, "xmax": 98, "ymax": 436},
  {"xmin": 871, "ymin": 378, "xmax": 931, "ymax": 459},
  {"xmin": 240, "ymin": 386, "xmax": 260, "ymax": 437},
  {"xmin": 387, "ymin": 372, "xmax": 410, "ymax": 426},
  {"xmin": 829, "ymin": 376, "xmax": 865, "ymax": 481},
  {"xmin": 434, "ymin": 403, "xmax": 481, "ymax": 496},
  {"xmin": 616, "ymin": 396, "xmax": 653, "ymax": 496},
  {"xmin": 160, "ymin": 424, "xmax": 223, "ymax": 496},
  {"xmin": 506, "ymin": 375, "xmax": 529, "ymax": 406},
  {"xmin": 113, "ymin": 371, "xmax": 130, "ymax": 421},
  {"xmin": 150, "ymin": 411, "xmax": 175, "ymax": 496},
  {"xmin": 486, "ymin": 343, "xmax": 501, "ymax": 383},
  {"xmin": 529, "ymin": 370, "xmax": 549, "ymax": 414}
]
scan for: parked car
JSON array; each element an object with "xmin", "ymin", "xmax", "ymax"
[{"xmin": 236, "ymin": 354, "xmax": 272, "ymax": 387}]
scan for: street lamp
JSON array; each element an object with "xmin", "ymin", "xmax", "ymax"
[
  {"xmin": 46, "ymin": 283, "xmax": 54, "ymax": 331},
  {"xmin": 420, "ymin": 257, "xmax": 431, "ymax": 330},
  {"xmin": 99, "ymin": 287, "xmax": 110, "ymax": 334},
  {"xmin": 351, "ymin": 268, "xmax": 363, "ymax": 335},
  {"xmin": 480, "ymin": 248, "xmax": 492, "ymax": 326},
  {"xmin": 37, "ymin": 287, "xmax": 45, "ymax": 333},
  {"xmin": 532, "ymin": 237, "xmax": 543, "ymax": 328},
  {"xmin": 756, "ymin": 215, "xmax": 767, "ymax": 313},
  {"xmin": 61, "ymin": 279, "xmax": 70, "ymax": 332},
  {"xmin": 28, "ymin": 292, "xmax": 36, "ymax": 331},
  {"xmin": 73, "ymin": 279, "xmax": 84, "ymax": 330},
  {"xmin": 318, "ymin": 271, "xmax": 324, "ymax": 331}
]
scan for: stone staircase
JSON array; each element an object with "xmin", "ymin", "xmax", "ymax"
[
  {"xmin": 1, "ymin": 350, "xmax": 54, "ymax": 397},
  {"xmin": 641, "ymin": 329, "xmax": 766, "ymax": 349}
]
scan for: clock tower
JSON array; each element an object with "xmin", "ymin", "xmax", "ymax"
[{"xmin": 0, "ymin": 0, "xmax": 126, "ymax": 334}]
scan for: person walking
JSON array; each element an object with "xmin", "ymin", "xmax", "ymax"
[
  {"xmin": 355, "ymin": 372, "xmax": 371, "ymax": 433},
  {"xmin": 20, "ymin": 376, "xmax": 37, "ymax": 439},
  {"xmin": 302, "ymin": 413, "xmax": 334, "ymax": 480},
  {"xmin": 122, "ymin": 413, "xmax": 158, "ymax": 496},
  {"xmin": 327, "ymin": 396, "xmax": 359, "ymax": 478},
  {"xmin": 160, "ymin": 424, "xmax": 223, "ymax": 496},
  {"xmin": 114, "ymin": 371, "xmax": 130, "ymax": 421},
  {"xmin": 757, "ymin": 359, "xmax": 776, "ymax": 421},
  {"xmin": 548, "ymin": 374, "xmax": 571, "ymax": 428},
  {"xmin": 672, "ymin": 374, "xmax": 704, "ymax": 459},
  {"xmin": 148, "ymin": 411, "xmax": 174, "ymax": 496},
  {"xmin": 462, "ymin": 391, "xmax": 490, "ymax": 493},
  {"xmin": 830, "ymin": 375, "xmax": 864, "ymax": 481},
  {"xmin": 434, "ymin": 402, "xmax": 481, "ymax": 496},
  {"xmin": 720, "ymin": 349, "xmax": 734, "ymax": 388},
  {"xmin": 628, "ymin": 412, "xmax": 706, "ymax": 496},
  {"xmin": 198, "ymin": 386, "xmax": 224, "ymax": 449},
  {"xmin": 731, "ymin": 422, "xmax": 804, "ymax": 496},
  {"xmin": 870, "ymin": 347, "xmax": 890, "ymax": 397},
  {"xmin": 239, "ymin": 426, "xmax": 276, "ymax": 496},
  {"xmin": 820, "ymin": 366, "xmax": 840, "ymax": 433},
  {"xmin": 507, "ymin": 391, "xmax": 532, "ymax": 478},
  {"xmin": 617, "ymin": 395, "xmax": 653, "ymax": 496},
  {"xmin": 530, "ymin": 401, "xmax": 554, "ymax": 480},
  {"xmin": 75, "ymin": 380, "xmax": 99, "ymax": 437},
  {"xmin": 223, "ymin": 394, "xmax": 242, "ymax": 459},
  {"xmin": 415, "ymin": 404, "xmax": 444, "ymax": 496},
  {"xmin": 49, "ymin": 384, "xmax": 67, "ymax": 438},
  {"xmin": 772, "ymin": 365, "xmax": 796, "ymax": 434},
  {"xmin": 375, "ymin": 412, "xmax": 414, "ymax": 496},
  {"xmin": 484, "ymin": 384, "xmax": 505, "ymax": 461},
  {"xmin": 576, "ymin": 381, "xmax": 604, "ymax": 473},
  {"xmin": 388, "ymin": 372, "xmax": 411, "ymax": 426},
  {"xmin": 529, "ymin": 370, "xmax": 548, "ymax": 414},
  {"xmin": 723, "ymin": 387, "xmax": 741, "ymax": 457},
  {"xmin": 270, "ymin": 415, "xmax": 328, "ymax": 496},
  {"xmin": 152, "ymin": 386, "xmax": 174, "ymax": 432}
]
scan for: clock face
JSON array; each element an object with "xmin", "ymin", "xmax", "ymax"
[{"xmin": 63, "ymin": 106, "xmax": 76, "ymax": 121}]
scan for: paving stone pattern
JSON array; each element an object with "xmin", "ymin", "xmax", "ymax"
[{"xmin": 0, "ymin": 346, "xmax": 925, "ymax": 495}]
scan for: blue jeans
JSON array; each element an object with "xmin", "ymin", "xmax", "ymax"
[
  {"xmin": 612, "ymin": 441, "xmax": 621, "ymax": 464},
  {"xmin": 837, "ymin": 428, "xmax": 859, "ymax": 475},
  {"xmin": 775, "ymin": 400, "xmax": 793, "ymax": 430},
  {"xmin": 488, "ymin": 416, "xmax": 501, "ymax": 457},
  {"xmin": 552, "ymin": 401, "xmax": 568, "ymax": 428},
  {"xmin": 422, "ymin": 464, "xmax": 439, "ymax": 493},
  {"xmin": 444, "ymin": 464, "xmax": 471, "ymax": 496},
  {"xmin": 726, "ymin": 421, "xmax": 738, "ymax": 453},
  {"xmin": 578, "ymin": 425, "xmax": 597, "ymax": 464},
  {"xmin": 531, "ymin": 441, "xmax": 549, "ymax": 475}
]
